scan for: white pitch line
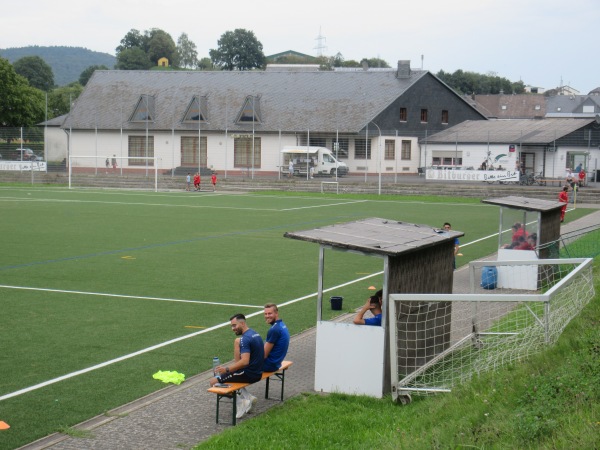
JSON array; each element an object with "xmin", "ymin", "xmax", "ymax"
[
  {"xmin": 0, "ymin": 321, "xmax": 229, "ymax": 402},
  {"xmin": 0, "ymin": 195, "xmax": 362, "ymax": 212},
  {"xmin": 280, "ymin": 199, "xmax": 367, "ymax": 211},
  {"xmin": 0, "ymin": 284, "xmax": 262, "ymax": 309},
  {"xmin": 0, "ymin": 196, "xmax": 279, "ymax": 211},
  {"xmin": 0, "ymin": 272, "xmax": 383, "ymax": 402}
]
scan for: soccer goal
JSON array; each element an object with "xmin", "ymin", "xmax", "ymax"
[
  {"xmin": 388, "ymin": 257, "xmax": 594, "ymax": 403},
  {"xmin": 68, "ymin": 155, "xmax": 159, "ymax": 192}
]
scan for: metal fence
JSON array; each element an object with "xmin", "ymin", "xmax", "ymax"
[{"xmin": 0, "ymin": 127, "xmax": 45, "ymax": 160}]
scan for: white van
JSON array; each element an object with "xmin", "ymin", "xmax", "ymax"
[{"xmin": 280, "ymin": 146, "xmax": 349, "ymax": 177}]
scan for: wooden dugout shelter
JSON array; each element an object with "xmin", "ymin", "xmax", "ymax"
[
  {"xmin": 481, "ymin": 196, "xmax": 564, "ymax": 290},
  {"xmin": 284, "ymin": 217, "xmax": 463, "ymax": 397},
  {"xmin": 482, "ymin": 196, "xmax": 564, "ymax": 257}
]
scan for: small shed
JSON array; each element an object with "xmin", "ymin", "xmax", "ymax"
[
  {"xmin": 284, "ymin": 217, "xmax": 463, "ymax": 397},
  {"xmin": 482, "ymin": 196, "xmax": 563, "ymax": 256},
  {"xmin": 482, "ymin": 196, "xmax": 564, "ymax": 289}
]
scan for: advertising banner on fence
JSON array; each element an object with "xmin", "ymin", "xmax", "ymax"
[
  {"xmin": 426, "ymin": 169, "xmax": 519, "ymax": 183},
  {"xmin": 0, "ymin": 161, "xmax": 47, "ymax": 172}
]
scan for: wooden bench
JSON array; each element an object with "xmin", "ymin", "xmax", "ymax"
[
  {"xmin": 536, "ymin": 178, "xmax": 563, "ymax": 186},
  {"xmin": 207, "ymin": 360, "xmax": 293, "ymax": 425}
]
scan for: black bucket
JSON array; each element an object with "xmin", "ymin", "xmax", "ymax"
[{"xmin": 330, "ymin": 296, "xmax": 343, "ymax": 310}]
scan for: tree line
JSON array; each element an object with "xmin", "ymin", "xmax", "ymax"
[{"xmin": 1, "ymin": 27, "xmax": 530, "ymax": 127}]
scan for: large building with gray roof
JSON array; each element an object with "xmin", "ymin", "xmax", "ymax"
[{"xmin": 59, "ymin": 61, "xmax": 485, "ymax": 176}]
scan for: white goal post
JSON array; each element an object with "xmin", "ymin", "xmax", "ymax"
[
  {"xmin": 388, "ymin": 258, "xmax": 594, "ymax": 402},
  {"xmin": 68, "ymin": 155, "xmax": 159, "ymax": 192}
]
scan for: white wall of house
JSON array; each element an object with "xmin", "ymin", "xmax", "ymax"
[
  {"xmin": 424, "ymin": 143, "xmax": 520, "ymax": 170},
  {"xmin": 63, "ymin": 130, "xmax": 422, "ymax": 175},
  {"xmin": 420, "ymin": 142, "xmax": 600, "ymax": 180},
  {"xmin": 44, "ymin": 127, "xmax": 68, "ymax": 162}
]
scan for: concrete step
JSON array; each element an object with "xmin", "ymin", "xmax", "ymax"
[{"xmin": 2, "ymin": 172, "xmax": 598, "ymax": 203}]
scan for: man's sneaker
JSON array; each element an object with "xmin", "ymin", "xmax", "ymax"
[
  {"xmin": 236, "ymin": 398, "xmax": 250, "ymax": 419},
  {"xmin": 247, "ymin": 394, "xmax": 258, "ymax": 412}
]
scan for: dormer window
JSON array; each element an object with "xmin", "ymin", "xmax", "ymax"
[
  {"xmin": 130, "ymin": 95, "xmax": 155, "ymax": 122},
  {"xmin": 236, "ymin": 96, "xmax": 261, "ymax": 123},
  {"xmin": 182, "ymin": 96, "xmax": 208, "ymax": 123}
]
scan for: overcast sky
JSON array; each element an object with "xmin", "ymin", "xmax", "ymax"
[{"xmin": 2, "ymin": 0, "xmax": 598, "ymax": 93}]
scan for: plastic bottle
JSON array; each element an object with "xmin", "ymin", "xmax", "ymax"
[{"xmin": 212, "ymin": 356, "xmax": 220, "ymax": 376}]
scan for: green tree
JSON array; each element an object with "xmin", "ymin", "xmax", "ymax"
[
  {"xmin": 79, "ymin": 65, "xmax": 109, "ymax": 86},
  {"xmin": 116, "ymin": 28, "xmax": 178, "ymax": 68},
  {"xmin": 197, "ymin": 57, "xmax": 216, "ymax": 70},
  {"xmin": 209, "ymin": 29, "xmax": 265, "ymax": 71},
  {"xmin": 341, "ymin": 59, "xmax": 361, "ymax": 67},
  {"xmin": 0, "ymin": 58, "xmax": 45, "ymax": 126},
  {"xmin": 47, "ymin": 82, "xmax": 84, "ymax": 118},
  {"xmin": 512, "ymin": 80, "xmax": 526, "ymax": 94},
  {"xmin": 436, "ymin": 69, "xmax": 524, "ymax": 95},
  {"xmin": 12, "ymin": 55, "xmax": 54, "ymax": 91},
  {"xmin": 362, "ymin": 57, "xmax": 390, "ymax": 68},
  {"xmin": 146, "ymin": 29, "xmax": 178, "ymax": 66},
  {"xmin": 115, "ymin": 47, "xmax": 152, "ymax": 70},
  {"xmin": 116, "ymin": 29, "xmax": 145, "ymax": 54},
  {"xmin": 177, "ymin": 33, "xmax": 198, "ymax": 69}
]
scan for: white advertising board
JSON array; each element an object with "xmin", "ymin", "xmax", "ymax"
[
  {"xmin": 0, "ymin": 161, "xmax": 47, "ymax": 172},
  {"xmin": 426, "ymin": 169, "xmax": 519, "ymax": 183}
]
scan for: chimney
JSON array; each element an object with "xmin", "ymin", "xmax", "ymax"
[
  {"xmin": 397, "ymin": 60, "xmax": 411, "ymax": 79},
  {"xmin": 362, "ymin": 60, "xmax": 369, "ymax": 71}
]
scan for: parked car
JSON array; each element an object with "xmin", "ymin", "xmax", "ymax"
[{"xmin": 13, "ymin": 148, "xmax": 38, "ymax": 161}]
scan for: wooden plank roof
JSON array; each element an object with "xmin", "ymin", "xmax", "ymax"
[
  {"xmin": 284, "ymin": 217, "xmax": 463, "ymax": 257},
  {"xmin": 482, "ymin": 196, "xmax": 564, "ymax": 212}
]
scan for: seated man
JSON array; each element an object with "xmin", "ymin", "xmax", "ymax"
[
  {"xmin": 263, "ymin": 303, "xmax": 290, "ymax": 372},
  {"xmin": 353, "ymin": 290, "xmax": 383, "ymax": 326},
  {"xmin": 210, "ymin": 313, "xmax": 264, "ymax": 418}
]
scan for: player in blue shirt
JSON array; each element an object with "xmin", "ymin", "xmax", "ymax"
[
  {"xmin": 353, "ymin": 290, "xmax": 383, "ymax": 326},
  {"xmin": 210, "ymin": 313, "xmax": 264, "ymax": 418},
  {"xmin": 263, "ymin": 303, "xmax": 290, "ymax": 372}
]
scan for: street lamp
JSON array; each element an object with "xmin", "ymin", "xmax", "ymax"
[{"xmin": 370, "ymin": 121, "xmax": 382, "ymax": 195}]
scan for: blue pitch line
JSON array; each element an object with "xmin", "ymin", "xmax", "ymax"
[{"xmin": 0, "ymin": 216, "xmax": 349, "ymax": 272}]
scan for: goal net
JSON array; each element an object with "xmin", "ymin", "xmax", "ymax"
[
  {"xmin": 389, "ymin": 258, "xmax": 594, "ymax": 402},
  {"xmin": 68, "ymin": 155, "xmax": 159, "ymax": 191}
]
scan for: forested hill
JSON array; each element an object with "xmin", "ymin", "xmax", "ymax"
[{"xmin": 0, "ymin": 46, "xmax": 116, "ymax": 86}]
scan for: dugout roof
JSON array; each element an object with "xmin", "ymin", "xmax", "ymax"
[
  {"xmin": 482, "ymin": 196, "xmax": 564, "ymax": 212},
  {"xmin": 284, "ymin": 217, "xmax": 463, "ymax": 257}
]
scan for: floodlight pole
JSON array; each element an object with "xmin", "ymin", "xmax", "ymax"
[{"xmin": 371, "ymin": 121, "xmax": 382, "ymax": 195}]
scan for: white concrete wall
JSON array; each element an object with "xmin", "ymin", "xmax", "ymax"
[
  {"xmin": 314, "ymin": 321, "xmax": 385, "ymax": 398},
  {"xmin": 422, "ymin": 143, "xmax": 600, "ymax": 180},
  {"xmin": 61, "ymin": 130, "xmax": 422, "ymax": 174},
  {"xmin": 44, "ymin": 127, "xmax": 68, "ymax": 162}
]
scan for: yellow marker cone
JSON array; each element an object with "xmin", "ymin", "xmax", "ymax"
[
  {"xmin": 368, "ymin": 286, "xmax": 376, "ymax": 290},
  {"xmin": 0, "ymin": 421, "xmax": 10, "ymax": 430}
]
